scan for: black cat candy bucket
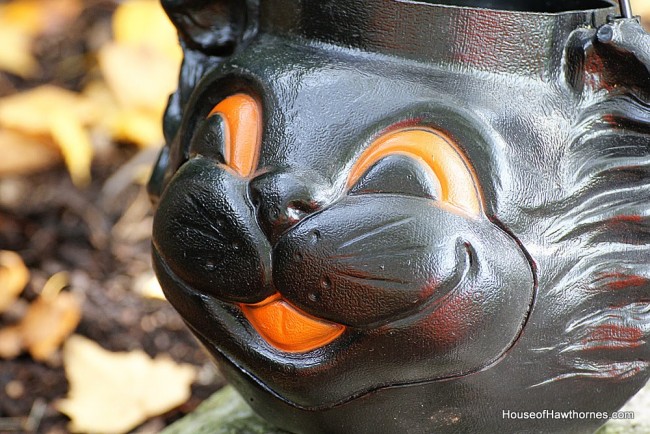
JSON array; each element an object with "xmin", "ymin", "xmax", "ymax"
[{"xmin": 148, "ymin": 0, "xmax": 650, "ymax": 432}]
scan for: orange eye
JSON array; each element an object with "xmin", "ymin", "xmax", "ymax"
[
  {"xmin": 209, "ymin": 94, "xmax": 262, "ymax": 177},
  {"xmin": 347, "ymin": 128, "xmax": 482, "ymax": 216}
]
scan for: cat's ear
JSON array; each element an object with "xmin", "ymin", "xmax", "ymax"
[
  {"xmin": 596, "ymin": 18, "xmax": 650, "ymax": 76},
  {"xmin": 565, "ymin": 18, "xmax": 650, "ymax": 96},
  {"xmin": 161, "ymin": 0, "xmax": 259, "ymax": 56},
  {"xmin": 160, "ymin": 0, "xmax": 260, "ymax": 144},
  {"xmin": 149, "ymin": 0, "xmax": 261, "ymax": 204}
]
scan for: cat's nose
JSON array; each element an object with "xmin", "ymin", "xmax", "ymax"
[{"xmin": 249, "ymin": 170, "xmax": 327, "ymax": 244}]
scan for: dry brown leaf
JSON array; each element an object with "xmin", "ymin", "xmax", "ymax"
[
  {"xmin": 0, "ymin": 130, "xmax": 61, "ymax": 176},
  {"xmin": 0, "ymin": 250, "xmax": 30, "ymax": 313},
  {"xmin": 20, "ymin": 272, "xmax": 82, "ymax": 361},
  {"xmin": 0, "ymin": 272, "xmax": 81, "ymax": 361},
  {"xmin": 56, "ymin": 335, "xmax": 197, "ymax": 434}
]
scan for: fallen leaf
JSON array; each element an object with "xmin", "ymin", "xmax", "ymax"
[
  {"xmin": 56, "ymin": 335, "xmax": 197, "ymax": 434},
  {"xmin": 98, "ymin": 42, "xmax": 178, "ymax": 116},
  {"xmin": 0, "ymin": 85, "xmax": 98, "ymax": 135},
  {"xmin": 0, "ymin": 85, "xmax": 98, "ymax": 185},
  {"xmin": 0, "ymin": 272, "xmax": 82, "ymax": 361},
  {"xmin": 0, "ymin": 0, "xmax": 43, "ymax": 78},
  {"xmin": 0, "ymin": 0, "xmax": 82, "ymax": 36},
  {"xmin": 0, "ymin": 24, "xmax": 38, "ymax": 77},
  {"xmin": 112, "ymin": 0, "xmax": 182, "ymax": 62},
  {"xmin": 20, "ymin": 272, "xmax": 81, "ymax": 361},
  {"xmin": 0, "ymin": 0, "xmax": 44, "ymax": 36},
  {"xmin": 96, "ymin": 0, "xmax": 182, "ymax": 147},
  {"xmin": 0, "ymin": 325, "xmax": 23, "ymax": 359},
  {"xmin": 0, "ymin": 0, "xmax": 82, "ymax": 77},
  {"xmin": 134, "ymin": 273, "xmax": 166, "ymax": 300},
  {"xmin": 39, "ymin": 270, "xmax": 71, "ymax": 300},
  {"xmin": 0, "ymin": 130, "xmax": 61, "ymax": 176},
  {"xmin": 49, "ymin": 109, "xmax": 94, "ymax": 186},
  {"xmin": 0, "ymin": 250, "xmax": 30, "ymax": 313},
  {"xmin": 83, "ymin": 80, "xmax": 167, "ymax": 147},
  {"xmin": 111, "ymin": 106, "xmax": 168, "ymax": 147}
]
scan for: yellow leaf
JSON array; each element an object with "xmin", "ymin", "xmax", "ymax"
[
  {"xmin": 0, "ymin": 1, "xmax": 43, "ymax": 36},
  {"xmin": 0, "ymin": 0, "xmax": 82, "ymax": 76},
  {"xmin": 83, "ymin": 82, "xmax": 164, "ymax": 147},
  {"xmin": 112, "ymin": 0, "xmax": 182, "ymax": 62},
  {"xmin": 134, "ymin": 274, "xmax": 166, "ymax": 300},
  {"xmin": 0, "ymin": 86, "xmax": 97, "ymax": 185},
  {"xmin": 99, "ymin": 42, "xmax": 178, "ymax": 115},
  {"xmin": 0, "ymin": 24, "xmax": 38, "ymax": 77},
  {"xmin": 98, "ymin": 42, "xmax": 179, "ymax": 147},
  {"xmin": 0, "ymin": 325, "xmax": 23, "ymax": 359},
  {"xmin": 0, "ymin": 129, "xmax": 61, "ymax": 176},
  {"xmin": 112, "ymin": 107, "xmax": 165, "ymax": 147},
  {"xmin": 21, "ymin": 272, "xmax": 81, "ymax": 361},
  {"xmin": 95, "ymin": 0, "xmax": 182, "ymax": 148},
  {"xmin": 50, "ymin": 109, "xmax": 94, "ymax": 186},
  {"xmin": 0, "ymin": 0, "xmax": 82, "ymax": 36},
  {"xmin": 0, "ymin": 85, "xmax": 98, "ymax": 134},
  {"xmin": 0, "ymin": 251, "xmax": 29, "ymax": 313},
  {"xmin": 56, "ymin": 335, "xmax": 197, "ymax": 434}
]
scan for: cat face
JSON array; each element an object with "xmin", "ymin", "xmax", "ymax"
[
  {"xmin": 151, "ymin": 38, "xmax": 536, "ymax": 407},
  {"xmin": 148, "ymin": 0, "xmax": 650, "ymax": 431}
]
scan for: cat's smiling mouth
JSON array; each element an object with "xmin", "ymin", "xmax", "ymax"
[{"xmin": 239, "ymin": 293, "xmax": 346, "ymax": 353}]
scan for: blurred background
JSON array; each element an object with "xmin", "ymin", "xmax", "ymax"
[
  {"xmin": 0, "ymin": 0, "xmax": 648, "ymax": 433},
  {"xmin": 0, "ymin": 1, "xmax": 224, "ymax": 433}
]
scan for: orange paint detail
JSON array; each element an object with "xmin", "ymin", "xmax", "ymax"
[
  {"xmin": 209, "ymin": 94, "xmax": 261, "ymax": 177},
  {"xmin": 240, "ymin": 294, "xmax": 345, "ymax": 353},
  {"xmin": 347, "ymin": 129, "xmax": 482, "ymax": 216}
]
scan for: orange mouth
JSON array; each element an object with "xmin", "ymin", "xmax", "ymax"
[{"xmin": 240, "ymin": 294, "xmax": 345, "ymax": 353}]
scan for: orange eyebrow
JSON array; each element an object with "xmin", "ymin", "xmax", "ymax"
[
  {"xmin": 347, "ymin": 128, "xmax": 482, "ymax": 216},
  {"xmin": 209, "ymin": 94, "xmax": 262, "ymax": 177}
]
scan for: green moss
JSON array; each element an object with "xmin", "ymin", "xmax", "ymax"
[
  {"xmin": 161, "ymin": 386, "xmax": 287, "ymax": 434},
  {"xmin": 596, "ymin": 385, "xmax": 650, "ymax": 434}
]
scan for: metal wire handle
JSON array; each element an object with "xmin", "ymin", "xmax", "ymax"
[{"xmin": 619, "ymin": 0, "xmax": 633, "ymax": 19}]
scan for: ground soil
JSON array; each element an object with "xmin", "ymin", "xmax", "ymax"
[{"xmin": 0, "ymin": 146, "xmax": 225, "ymax": 434}]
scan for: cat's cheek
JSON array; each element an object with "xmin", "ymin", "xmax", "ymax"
[{"xmin": 152, "ymin": 157, "xmax": 274, "ymax": 304}]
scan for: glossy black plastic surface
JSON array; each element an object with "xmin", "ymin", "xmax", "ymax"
[{"xmin": 150, "ymin": 0, "xmax": 650, "ymax": 432}]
